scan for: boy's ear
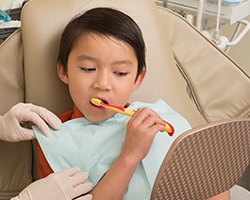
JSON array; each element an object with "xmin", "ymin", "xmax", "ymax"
[
  {"xmin": 57, "ymin": 61, "xmax": 69, "ymax": 84},
  {"xmin": 132, "ymin": 69, "xmax": 146, "ymax": 90}
]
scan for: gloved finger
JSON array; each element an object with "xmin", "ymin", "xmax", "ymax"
[
  {"xmin": 19, "ymin": 128, "xmax": 36, "ymax": 140},
  {"xmin": 71, "ymin": 171, "xmax": 89, "ymax": 187},
  {"xmin": 73, "ymin": 182, "xmax": 93, "ymax": 197},
  {"xmin": 75, "ymin": 194, "xmax": 93, "ymax": 200},
  {"xmin": 22, "ymin": 111, "xmax": 52, "ymax": 136},
  {"xmin": 30, "ymin": 105, "xmax": 62, "ymax": 130}
]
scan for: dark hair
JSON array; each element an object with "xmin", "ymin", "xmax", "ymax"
[{"xmin": 57, "ymin": 7, "xmax": 146, "ymax": 80}]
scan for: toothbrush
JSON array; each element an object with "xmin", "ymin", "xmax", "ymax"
[{"xmin": 91, "ymin": 98, "xmax": 174, "ymax": 136}]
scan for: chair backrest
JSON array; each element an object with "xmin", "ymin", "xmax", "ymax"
[
  {"xmin": 0, "ymin": 29, "xmax": 33, "ymax": 200},
  {"xmin": 157, "ymin": 7, "xmax": 250, "ymax": 122}
]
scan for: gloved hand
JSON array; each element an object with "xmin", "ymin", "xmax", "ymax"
[
  {"xmin": 0, "ymin": 103, "xmax": 62, "ymax": 142},
  {"xmin": 11, "ymin": 167, "xmax": 93, "ymax": 200}
]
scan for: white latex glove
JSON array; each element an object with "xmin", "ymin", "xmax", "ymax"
[
  {"xmin": 11, "ymin": 167, "xmax": 93, "ymax": 200},
  {"xmin": 0, "ymin": 103, "xmax": 62, "ymax": 142}
]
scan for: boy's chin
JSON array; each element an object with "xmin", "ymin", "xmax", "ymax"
[{"xmin": 85, "ymin": 114, "xmax": 113, "ymax": 123}]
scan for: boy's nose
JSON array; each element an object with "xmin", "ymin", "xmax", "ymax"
[{"xmin": 93, "ymin": 73, "xmax": 112, "ymax": 91}]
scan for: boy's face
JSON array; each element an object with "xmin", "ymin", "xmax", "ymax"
[{"xmin": 58, "ymin": 33, "xmax": 145, "ymax": 122}]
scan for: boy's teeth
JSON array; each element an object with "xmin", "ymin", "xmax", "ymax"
[{"xmin": 98, "ymin": 98, "xmax": 108, "ymax": 104}]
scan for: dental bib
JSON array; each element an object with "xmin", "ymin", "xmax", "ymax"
[{"xmin": 33, "ymin": 99, "xmax": 191, "ymax": 200}]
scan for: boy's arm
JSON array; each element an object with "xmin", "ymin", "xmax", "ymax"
[
  {"xmin": 91, "ymin": 108, "xmax": 166, "ymax": 199},
  {"xmin": 91, "ymin": 150, "xmax": 140, "ymax": 199}
]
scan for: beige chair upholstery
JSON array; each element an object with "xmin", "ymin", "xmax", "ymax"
[
  {"xmin": 0, "ymin": 0, "xmax": 249, "ymax": 199},
  {"xmin": 158, "ymin": 7, "xmax": 250, "ymax": 122}
]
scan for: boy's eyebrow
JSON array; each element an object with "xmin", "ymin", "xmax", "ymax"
[
  {"xmin": 77, "ymin": 55, "xmax": 98, "ymax": 62},
  {"xmin": 111, "ymin": 60, "xmax": 133, "ymax": 67},
  {"xmin": 77, "ymin": 55, "xmax": 133, "ymax": 67}
]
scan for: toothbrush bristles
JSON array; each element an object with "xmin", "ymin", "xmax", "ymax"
[{"xmin": 91, "ymin": 98, "xmax": 102, "ymax": 107}]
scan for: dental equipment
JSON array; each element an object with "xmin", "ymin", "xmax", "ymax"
[{"xmin": 155, "ymin": 0, "xmax": 250, "ymax": 52}]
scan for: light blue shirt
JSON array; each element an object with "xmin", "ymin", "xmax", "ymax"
[{"xmin": 33, "ymin": 99, "xmax": 191, "ymax": 200}]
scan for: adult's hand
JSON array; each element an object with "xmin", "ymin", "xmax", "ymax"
[
  {"xmin": 0, "ymin": 103, "xmax": 62, "ymax": 141},
  {"xmin": 11, "ymin": 167, "xmax": 93, "ymax": 200}
]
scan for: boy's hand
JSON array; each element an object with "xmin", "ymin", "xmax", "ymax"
[
  {"xmin": 123, "ymin": 108, "xmax": 165, "ymax": 162},
  {"xmin": 0, "ymin": 103, "xmax": 62, "ymax": 142}
]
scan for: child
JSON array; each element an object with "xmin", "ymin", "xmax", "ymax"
[{"xmin": 35, "ymin": 7, "xmax": 230, "ymax": 200}]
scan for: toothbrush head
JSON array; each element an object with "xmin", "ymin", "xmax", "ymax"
[{"xmin": 91, "ymin": 98, "xmax": 102, "ymax": 107}]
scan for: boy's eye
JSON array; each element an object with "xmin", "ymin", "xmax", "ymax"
[
  {"xmin": 114, "ymin": 72, "xmax": 128, "ymax": 76},
  {"xmin": 80, "ymin": 67, "xmax": 96, "ymax": 72}
]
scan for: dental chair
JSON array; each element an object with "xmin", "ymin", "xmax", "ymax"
[{"xmin": 0, "ymin": 0, "xmax": 249, "ymax": 199}]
